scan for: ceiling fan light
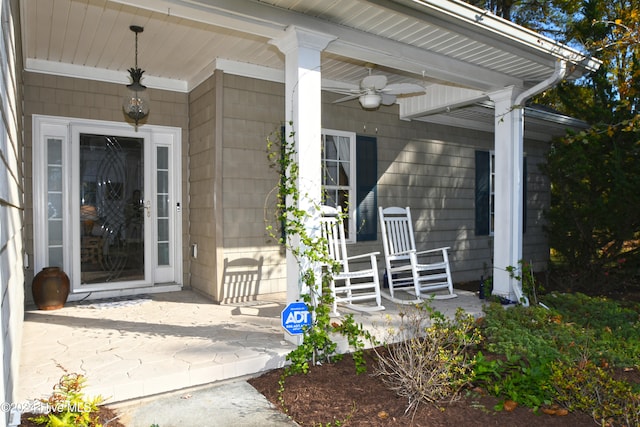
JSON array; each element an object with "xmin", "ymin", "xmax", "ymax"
[{"xmin": 359, "ymin": 94, "xmax": 381, "ymax": 109}]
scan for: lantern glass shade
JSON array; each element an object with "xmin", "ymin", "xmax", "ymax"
[{"xmin": 123, "ymin": 83, "xmax": 149, "ymax": 124}]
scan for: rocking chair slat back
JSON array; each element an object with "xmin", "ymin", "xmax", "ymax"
[
  {"xmin": 320, "ymin": 207, "xmax": 349, "ymax": 272},
  {"xmin": 378, "ymin": 206, "xmax": 457, "ymax": 302},
  {"xmin": 320, "ymin": 205, "xmax": 384, "ymax": 315}
]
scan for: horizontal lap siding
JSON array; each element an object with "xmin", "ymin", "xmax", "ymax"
[
  {"xmin": 335, "ymin": 109, "xmax": 549, "ymax": 283},
  {"xmin": 378, "ymin": 129, "xmax": 485, "ymax": 281},
  {"xmin": 219, "ymin": 81, "xmax": 552, "ymax": 296},
  {"xmin": 2, "ymin": 1, "xmax": 24, "ymax": 421},
  {"xmin": 189, "ymin": 74, "xmax": 220, "ymax": 299},
  {"xmin": 221, "ymin": 75, "xmax": 286, "ymax": 298}
]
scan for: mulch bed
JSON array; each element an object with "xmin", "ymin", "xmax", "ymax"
[{"xmin": 249, "ymin": 351, "xmax": 599, "ymax": 426}]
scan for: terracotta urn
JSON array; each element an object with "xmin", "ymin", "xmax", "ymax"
[{"xmin": 32, "ymin": 267, "xmax": 70, "ymax": 310}]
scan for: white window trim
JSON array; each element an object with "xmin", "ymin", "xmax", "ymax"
[{"xmin": 321, "ymin": 128, "xmax": 356, "ymax": 242}]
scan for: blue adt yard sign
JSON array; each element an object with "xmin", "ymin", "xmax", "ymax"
[{"xmin": 281, "ymin": 302, "xmax": 311, "ymax": 335}]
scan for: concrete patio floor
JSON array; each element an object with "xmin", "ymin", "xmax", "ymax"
[{"xmin": 16, "ymin": 289, "xmax": 486, "ymax": 407}]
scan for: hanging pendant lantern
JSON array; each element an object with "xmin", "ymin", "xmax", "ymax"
[{"xmin": 123, "ymin": 25, "xmax": 149, "ymax": 127}]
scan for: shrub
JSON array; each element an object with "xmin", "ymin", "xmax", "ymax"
[
  {"xmin": 29, "ymin": 371, "xmax": 105, "ymax": 427},
  {"xmin": 373, "ymin": 303, "xmax": 481, "ymax": 415},
  {"xmin": 551, "ymin": 359, "xmax": 640, "ymax": 426},
  {"xmin": 472, "ymin": 351, "xmax": 554, "ymax": 411},
  {"xmin": 477, "ymin": 293, "xmax": 640, "ymax": 418},
  {"xmin": 543, "ymin": 292, "xmax": 640, "ymax": 366}
]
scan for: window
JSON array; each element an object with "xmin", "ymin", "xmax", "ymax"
[
  {"xmin": 321, "ymin": 130, "xmax": 377, "ymax": 242},
  {"xmin": 322, "ymin": 130, "xmax": 355, "ymax": 239},
  {"xmin": 475, "ymin": 150, "xmax": 526, "ymax": 236}
]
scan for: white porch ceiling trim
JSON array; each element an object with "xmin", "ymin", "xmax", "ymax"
[
  {"xmin": 413, "ymin": 101, "xmax": 590, "ymax": 141},
  {"xmin": 24, "ymin": 55, "xmax": 375, "ymax": 96},
  {"xmin": 24, "ymin": 58, "xmax": 189, "ymax": 92},
  {"xmin": 416, "ymin": 113, "xmax": 494, "ymax": 134},
  {"xmin": 109, "ymin": 0, "xmax": 286, "ymax": 38},
  {"xmin": 21, "ymin": 0, "xmax": 600, "ymax": 132},
  {"xmin": 398, "ymin": 85, "xmax": 488, "ymax": 119},
  {"xmin": 368, "ymin": 0, "xmax": 601, "ymax": 77},
  {"xmin": 112, "ymin": 0, "xmax": 524, "ymax": 91}
]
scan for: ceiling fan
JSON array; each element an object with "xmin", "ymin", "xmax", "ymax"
[{"xmin": 331, "ymin": 67, "xmax": 426, "ymax": 110}]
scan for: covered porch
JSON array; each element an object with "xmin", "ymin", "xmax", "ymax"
[{"xmin": 17, "ymin": 289, "xmax": 485, "ymax": 405}]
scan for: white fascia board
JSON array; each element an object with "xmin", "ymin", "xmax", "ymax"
[
  {"xmin": 203, "ymin": 58, "xmax": 284, "ymax": 84},
  {"xmin": 387, "ymin": 0, "xmax": 601, "ymax": 74},
  {"xmin": 25, "ymin": 58, "xmax": 188, "ymax": 92}
]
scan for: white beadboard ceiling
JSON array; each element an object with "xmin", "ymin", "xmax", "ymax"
[{"xmin": 20, "ymin": 0, "xmax": 599, "ymax": 131}]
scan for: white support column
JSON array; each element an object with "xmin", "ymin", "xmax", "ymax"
[
  {"xmin": 490, "ymin": 87, "xmax": 525, "ymax": 303},
  {"xmin": 271, "ymin": 27, "xmax": 336, "ymax": 343},
  {"xmin": 489, "ymin": 62, "xmax": 568, "ymax": 305}
]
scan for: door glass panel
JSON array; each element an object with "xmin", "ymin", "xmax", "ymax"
[
  {"xmin": 47, "ymin": 138, "xmax": 64, "ymax": 267},
  {"xmin": 156, "ymin": 147, "xmax": 170, "ymax": 266},
  {"xmin": 79, "ymin": 134, "xmax": 144, "ymax": 284}
]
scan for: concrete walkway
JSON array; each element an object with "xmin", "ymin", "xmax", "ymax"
[
  {"xmin": 111, "ymin": 379, "xmax": 299, "ymax": 427},
  {"xmin": 16, "ymin": 289, "xmax": 485, "ymax": 425}
]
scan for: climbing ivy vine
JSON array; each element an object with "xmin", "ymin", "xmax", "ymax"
[{"xmin": 266, "ymin": 122, "xmax": 374, "ymax": 375}]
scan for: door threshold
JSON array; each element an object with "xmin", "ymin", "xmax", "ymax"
[{"xmin": 67, "ymin": 284, "xmax": 182, "ymax": 302}]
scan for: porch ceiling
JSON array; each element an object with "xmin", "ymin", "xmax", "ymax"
[{"xmin": 20, "ymin": 0, "xmax": 599, "ymax": 127}]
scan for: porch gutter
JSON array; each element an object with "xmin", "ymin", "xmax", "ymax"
[{"xmin": 515, "ymin": 60, "xmax": 568, "ymax": 107}]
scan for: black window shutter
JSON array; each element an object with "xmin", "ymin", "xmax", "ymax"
[
  {"xmin": 475, "ymin": 151, "xmax": 490, "ymax": 236},
  {"xmin": 475, "ymin": 151, "xmax": 527, "ymax": 235},
  {"xmin": 356, "ymin": 135, "xmax": 377, "ymax": 241}
]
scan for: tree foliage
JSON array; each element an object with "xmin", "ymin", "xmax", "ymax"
[
  {"xmin": 465, "ymin": 0, "xmax": 582, "ymax": 41},
  {"xmin": 540, "ymin": 2, "xmax": 640, "ymax": 285}
]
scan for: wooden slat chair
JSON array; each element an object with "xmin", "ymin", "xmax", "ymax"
[
  {"xmin": 378, "ymin": 206, "xmax": 456, "ymax": 303},
  {"xmin": 320, "ymin": 205, "xmax": 385, "ymax": 316}
]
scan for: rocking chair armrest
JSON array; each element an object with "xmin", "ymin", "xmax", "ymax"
[
  {"xmin": 415, "ymin": 247, "xmax": 450, "ymax": 256},
  {"xmin": 346, "ymin": 252, "xmax": 380, "ymax": 261}
]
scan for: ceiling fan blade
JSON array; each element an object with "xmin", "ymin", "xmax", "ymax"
[
  {"xmin": 380, "ymin": 94, "xmax": 397, "ymax": 105},
  {"xmin": 361, "ymin": 75, "xmax": 387, "ymax": 90},
  {"xmin": 332, "ymin": 94, "xmax": 361, "ymax": 103},
  {"xmin": 325, "ymin": 87, "xmax": 361, "ymax": 95},
  {"xmin": 382, "ymin": 83, "xmax": 425, "ymax": 96}
]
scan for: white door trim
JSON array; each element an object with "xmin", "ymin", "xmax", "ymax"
[{"xmin": 32, "ymin": 115, "xmax": 183, "ymax": 299}]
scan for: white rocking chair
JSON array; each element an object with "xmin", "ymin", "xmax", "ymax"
[
  {"xmin": 378, "ymin": 206, "xmax": 456, "ymax": 304},
  {"xmin": 320, "ymin": 205, "xmax": 385, "ymax": 316}
]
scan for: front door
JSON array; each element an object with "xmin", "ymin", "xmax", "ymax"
[
  {"xmin": 78, "ymin": 133, "xmax": 146, "ymax": 285},
  {"xmin": 33, "ymin": 116, "xmax": 182, "ymax": 296}
]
